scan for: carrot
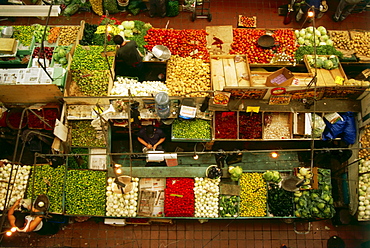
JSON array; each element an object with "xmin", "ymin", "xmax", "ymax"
[{"xmin": 48, "ymin": 27, "xmax": 61, "ymax": 44}]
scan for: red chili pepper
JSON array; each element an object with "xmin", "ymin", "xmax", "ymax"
[{"xmin": 164, "ymin": 178, "xmax": 195, "ymax": 217}]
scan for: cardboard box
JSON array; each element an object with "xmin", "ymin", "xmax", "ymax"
[
  {"xmin": 0, "ymin": 38, "xmax": 17, "ymax": 54},
  {"xmin": 265, "ymin": 67, "xmax": 294, "ymax": 87}
]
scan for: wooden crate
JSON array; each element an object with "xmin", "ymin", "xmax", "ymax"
[
  {"xmin": 210, "ymin": 55, "xmax": 253, "ymax": 91},
  {"xmin": 237, "ymin": 15, "xmax": 257, "ymax": 28},
  {"xmin": 293, "ymin": 167, "xmax": 319, "ymax": 190},
  {"xmin": 303, "ymin": 55, "xmax": 347, "ymax": 86}
]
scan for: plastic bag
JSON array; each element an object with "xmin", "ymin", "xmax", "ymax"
[
  {"xmin": 312, "ymin": 114, "xmax": 326, "ymax": 138},
  {"xmin": 322, "ymin": 112, "xmax": 356, "ymax": 144}
]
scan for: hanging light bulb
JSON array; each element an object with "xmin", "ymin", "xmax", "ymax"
[
  {"xmin": 114, "ymin": 163, "xmax": 121, "ymax": 168},
  {"xmin": 116, "ymin": 168, "xmax": 122, "ymax": 174},
  {"xmin": 10, "ymin": 227, "xmax": 17, "ymax": 232},
  {"xmin": 5, "ymin": 231, "xmax": 12, "ymax": 237},
  {"xmin": 193, "ymin": 154, "xmax": 199, "ymax": 160},
  {"xmin": 270, "ymin": 152, "xmax": 279, "ymax": 159},
  {"xmin": 308, "ymin": 7, "xmax": 315, "ymax": 18}
]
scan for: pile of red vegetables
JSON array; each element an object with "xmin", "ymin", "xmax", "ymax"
[
  {"xmin": 144, "ymin": 29, "xmax": 209, "ymax": 62},
  {"xmin": 230, "ymin": 29, "xmax": 297, "ymax": 64},
  {"xmin": 239, "ymin": 112, "xmax": 262, "ymax": 139},
  {"xmin": 215, "ymin": 112, "xmax": 238, "ymax": 139},
  {"xmin": 164, "ymin": 178, "xmax": 195, "ymax": 217},
  {"xmin": 28, "ymin": 109, "xmax": 44, "ymax": 129},
  {"xmin": 43, "ymin": 108, "xmax": 60, "ymax": 130}
]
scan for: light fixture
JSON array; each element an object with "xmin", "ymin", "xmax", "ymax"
[
  {"xmin": 10, "ymin": 227, "xmax": 17, "ymax": 232},
  {"xmin": 270, "ymin": 152, "xmax": 279, "ymax": 159},
  {"xmin": 114, "ymin": 163, "xmax": 121, "ymax": 168},
  {"xmin": 106, "ymin": 24, "xmax": 112, "ymax": 32},
  {"xmin": 116, "ymin": 168, "xmax": 122, "ymax": 174},
  {"xmin": 307, "ymin": 10, "xmax": 315, "ymax": 18},
  {"xmin": 193, "ymin": 154, "xmax": 199, "ymax": 160},
  {"xmin": 5, "ymin": 231, "xmax": 12, "ymax": 236}
]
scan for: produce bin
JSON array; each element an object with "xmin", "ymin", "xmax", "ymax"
[
  {"xmin": 171, "ymin": 118, "xmax": 212, "ymax": 142},
  {"xmin": 26, "ymin": 164, "xmax": 65, "ymax": 214},
  {"xmin": 263, "ymin": 112, "xmax": 292, "ymax": 140},
  {"xmin": 64, "ymin": 169, "xmax": 106, "ymax": 216},
  {"xmin": 304, "ymin": 55, "xmax": 347, "ymax": 86},
  {"xmin": 214, "ymin": 111, "xmax": 238, "ymax": 140},
  {"xmin": 42, "ymin": 105, "xmax": 60, "ymax": 130},
  {"xmin": 16, "ymin": 36, "xmax": 35, "ymax": 56},
  {"xmin": 0, "ymin": 162, "xmax": 31, "ymax": 211},
  {"xmin": 27, "ymin": 109, "xmax": 44, "ymax": 129}
]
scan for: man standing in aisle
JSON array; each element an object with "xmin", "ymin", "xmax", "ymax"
[
  {"xmin": 332, "ymin": 0, "xmax": 362, "ymax": 21},
  {"xmin": 113, "ymin": 35, "xmax": 144, "ymax": 81}
]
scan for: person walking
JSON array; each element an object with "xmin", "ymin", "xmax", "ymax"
[{"xmin": 333, "ymin": 0, "xmax": 363, "ymax": 21}]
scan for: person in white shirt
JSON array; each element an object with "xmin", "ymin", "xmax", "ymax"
[{"xmin": 7, "ymin": 198, "xmax": 59, "ymax": 235}]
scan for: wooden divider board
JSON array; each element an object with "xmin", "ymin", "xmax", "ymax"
[
  {"xmin": 210, "ymin": 58, "xmax": 225, "ymax": 91},
  {"xmin": 235, "ymin": 60, "xmax": 250, "ymax": 87},
  {"xmin": 223, "ymin": 58, "xmax": 238, "ymax": 87}
]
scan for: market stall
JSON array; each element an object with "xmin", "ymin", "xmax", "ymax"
[{"xmin": 0, "ymin": 18, "xmax": 369, "ymax": 225}]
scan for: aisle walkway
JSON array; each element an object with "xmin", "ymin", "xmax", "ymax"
[
  {"xmin": 0, "ymin": 0, "xmax": 369, "ymax": 30},
  {"xmin": 1, "ymin": 218, "xmax": 369, "ymax": 248}
]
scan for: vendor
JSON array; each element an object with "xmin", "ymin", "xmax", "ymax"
[
  {"xmin": 7, "ymin": 198, "xmax": 59, "ymax": 236},
  {"xmin": 137, "ymin": 125, "xmax": 165, "ymax": 151},
  {"xmin": 113, "ymin": 35, "xmax": 144, "ymax": 81}
]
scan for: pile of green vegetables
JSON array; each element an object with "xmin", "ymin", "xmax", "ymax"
[
  {"xmin": 65, "ymin": 170, "xmax": 106, "ymax": 216},
  {"xmin": 71, "ymin": 45, "xmax": 115, "ymax": 71},
  {"xmin": 294, "ymin": 168, "xmax": 335, "ymax": 219},
  {"xmin": 103, "ymin": 0, "xmax": 119, "ymax": 14},
  {"xmin": 267, "ymin": 184, "xmax": 294, "ymax": 217},
  {"xmin": 228, "ymin": 166, "xmax": 243, "ymax": 181},
  {"xmin": 68, "ymin": 148, "xmax": 89, "ymax": 169},
  {"xmin": 26, "ymin": 164, "xmax": 65, "ymax": 213},
  {"xmin": 306, "ymin": 55, "xmax": 340, "ymax": 70},
  {"xmin": 219, "ymin": 195, "xmax": 239, "ymax": 217},
  {"xmin": 167, "ymin": 0, "xmax": 179, "ymax": 17},
  {"xmin": 70, "ymin": 120, "xmax": 106, "ymax": 147},
  {"xmin": 295, "ymin": 45, "xmax": 343, "ymax": 62},
  {"xmin": 13, "ymin": 26, "xmax": 36, "ymax": 47},
  {"xmin": 263, "ymin": 170, "xmax": 282, "ymax": 184},
  {"xmin": 71, "ymin": 70, "xmax": 109, "ymax": 96},
  {"xmin": 172, "ymin": 118, "xmax": 211, "ymax": 140},
  {"xmin": 53, "ymin": 46, "xmax": 72, "ymax": 66},
  {"xmin": 79, "ymin": 23, "xmax": 98, "ymax": 46},
  {"xmin": 33, "ymin": 24, "xmax": 50, "ymax": 44}
]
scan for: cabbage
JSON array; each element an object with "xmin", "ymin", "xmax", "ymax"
[
  {"xmin": 320, "ymin": 35, "xmax": 329, "ymax": 42},
  {"xmin": 326, "ymin": 39, "xmax": 334, "ymax": 46},
  {"xmin": 299, "ymin": 29, "xmax": 306, "ymax": 37},
  {"xmin": 315, "ymin": 29, "xmax": 321, "ymax": 37},
  {"xmin": 323, "ymin": 59, "xmax": 334, "ymax": 70},
  {"xmin": 319, "ymin": 42, "xmax": 327, "ymax": 46},
  {"xmin": 317, "ymin": 26, "xmax": 327, "ymax": 35},
  {"xmin": 294, "ymin": 30, "xmax": 300, "ymax": 38},
  {"xmin": 124, "ymin": 29, "xmax": 134, "ymax": 37},
  {"xmin": 298, "ymin": 37, "xmax": 305, "ymax": 45},
  {"xmin": 306, "ymin": 27, "xmax": 314, "ymax": 33},
  {"xmin": 304, "ymin": 40, "xmax": 312, "ymax": 46},
  {"xmin": 122, "ymin": 21, "xmax": 135, "ymax": 30},
  {"xmin": 305, "ymin": 33, "xmax": 313, "ymax": 40},
  {"xmin": 316, "ymin": 57, "xmax": 324, "ymax": 68},
  {"xmin": 118, "ymin": 25, "xmax": 124, "ymax": 30}
]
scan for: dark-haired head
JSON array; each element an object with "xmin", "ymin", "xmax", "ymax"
[
  {"xmin": 146, "ymin": 125, "xmax": 155, "ymax": 137},
  {"xmin": 13, "ymin": 212, "xmax": 27, "ymax": 228},
  {"xmin": 113, "ymin": 35, "xmax": 124, "ymax": 45}
]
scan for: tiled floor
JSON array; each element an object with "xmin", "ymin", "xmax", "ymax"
[
  {"xmin": 0, "ymin": 0, "xmax": 369, "ymax": 30},
  {"xmin": 1, "ymin": 0, "xmax": 369, "ymax": 247},
  {"xmin": 1, "ymin": 218, "xmax": 370, "ymax": 247}
]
